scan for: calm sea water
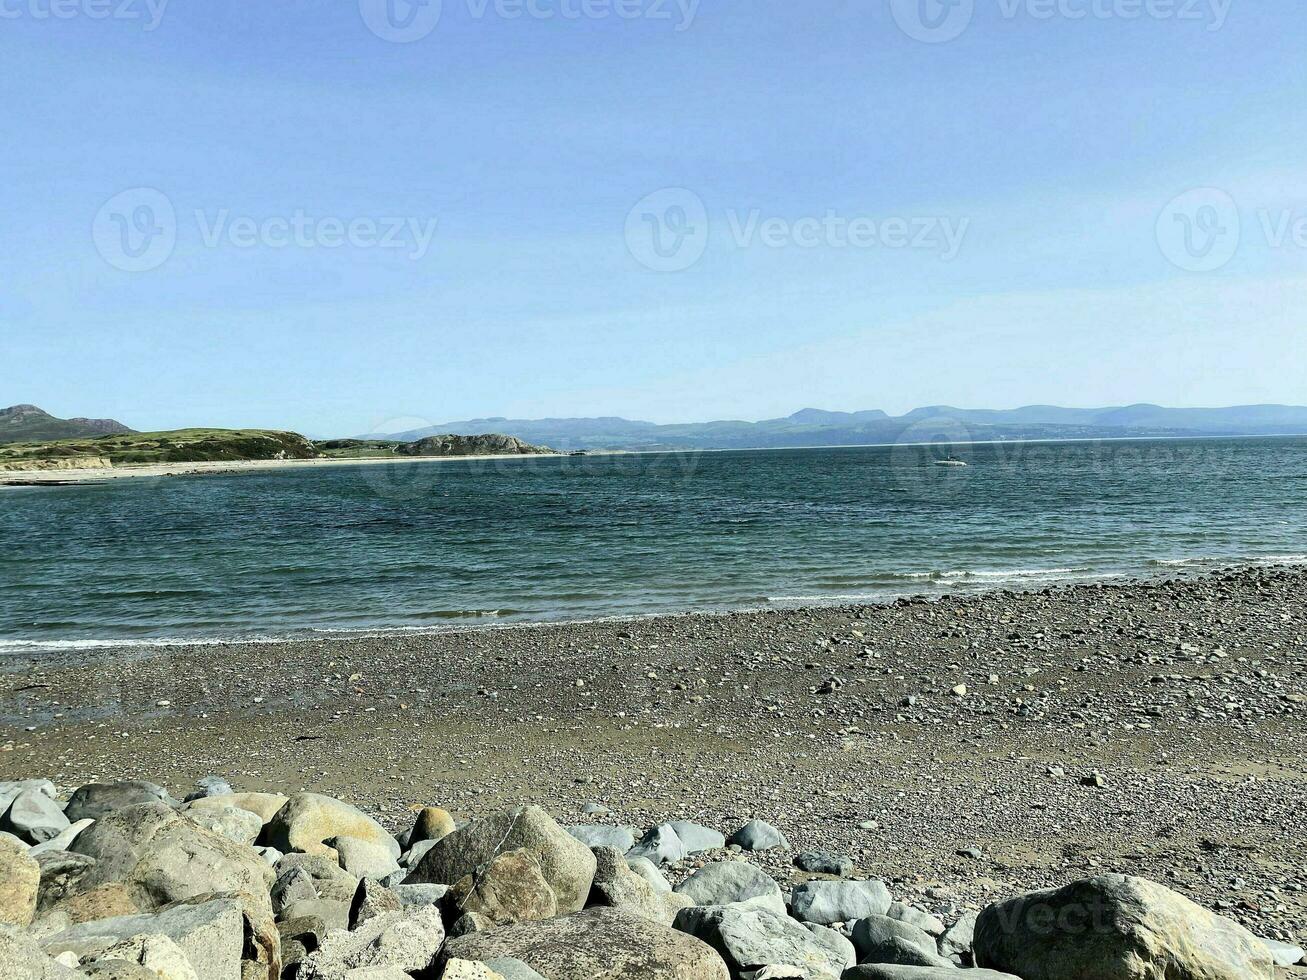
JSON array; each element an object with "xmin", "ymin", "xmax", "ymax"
[{"xmin": 2, "ymin": 438, "xmax": 1305, "ymax": 653}]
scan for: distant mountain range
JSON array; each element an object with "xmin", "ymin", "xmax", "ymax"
[
  {"xmin": 0, "ymin": 404, "xmax": 134, "ymax": 444},
  {"xmin": 370, "ymin": 404, "xmax": 1307, "ymax": 452}
]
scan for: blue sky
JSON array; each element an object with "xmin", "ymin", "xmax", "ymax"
[{"xmin": 3, "ymin": 0, "xmax": 1305, "ymax": 437}]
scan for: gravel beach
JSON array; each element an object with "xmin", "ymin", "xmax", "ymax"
[{"xmin": 3, "ymin": 564, "xmax": 1304, "ymax": 955}]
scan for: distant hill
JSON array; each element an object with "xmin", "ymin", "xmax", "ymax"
[
  {"xmin": 0, "ymin": 404, "xmax": 134, "ymax": 444},
  {"xmin": 370, "ymin": 404, "xmax": 1307, "ymax": 452}
]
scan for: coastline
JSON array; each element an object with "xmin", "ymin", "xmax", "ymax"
[
  {"xmin": 3, "ymin": 556, "xmax": 1303, "ymax": 659},
  {"xmin": 2, "ymin": 563, "xmax": 1304, "ymax": 944},
  {"xmin": 0, "ymin": 451, "xmax": 563, "ymax": 486}
]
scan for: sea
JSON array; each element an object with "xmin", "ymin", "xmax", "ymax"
[{"xmin": 2, "ymin": 437, "xmax": 1305, "ymax": 654}]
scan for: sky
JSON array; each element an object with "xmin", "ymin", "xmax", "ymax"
[{"xmin": 2, "ymin": 0, "xmax": 1306, "ymax": 438}]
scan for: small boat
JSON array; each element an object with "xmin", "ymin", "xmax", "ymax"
[{"xmin": 935, "ymin": 456, "xmax": 967, "ymax": 467}]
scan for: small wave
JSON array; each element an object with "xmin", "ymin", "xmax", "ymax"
[
  {"xmin": 1149, "ymin": 554, "xmax": 1307, "ymax": 568},
  {"xmin": 899, "ymin": 566, "xmax": 1088, "ymax": 581}
]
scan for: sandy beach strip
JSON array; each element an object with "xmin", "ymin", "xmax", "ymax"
[{"xmin": 0, "ymin": 452, "xmax": 564, "ymax": 486}]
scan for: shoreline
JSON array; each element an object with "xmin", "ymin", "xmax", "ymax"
[
  {"xmin": 4, "ymin": 558, "xmax": 1304, "ymax": 660},
  {"xmin": 2, "ymin": 563, "xmax": 1304, "ymax": 948},
  {"xmin": 0, "ymin": 451, "xmax": 565, "ymax": 486}
]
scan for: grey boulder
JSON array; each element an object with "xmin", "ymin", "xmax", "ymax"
[
  {"xmin": 669, "ymin": 821, "xmax": 726, "ymax": 854},
  {"xmin": 296, "ymin": 904, "xmax": 446, "ymax": 979},
  {"xmin": 64, "ymin": 782, "xmax": 176, "ymax": 823},
  {"xmin": 936, "ymin": 911, "xmax": 975, "ymax": 962},
  {"xmin": 2, "ymin": 789, "xmax": 71, "ymax": 845},
  {"xmin": 442, "ymin": 905, "xmax": 730, "ymax": 979},
  {"xmin": 674, "ymin": 862, "xmax": 786, "ymax": 915},
  {"xmin": 329, "ymin": 836, "xmax": 401, "ymax": 880},
  {"xmin": 588, "ymin": 845, "xmax": 693, "ymax": 925},
  {"xmin": 727, "ymin": 821, "xmax": 790, "ymax": 853},
  {"xmin": 627, "ymin": 824, "xmax": 689, "ymax": 866},
  {"xmin": 30, "ymin": 820, "xmax": 95, "ymax": 857},
  {"xmin": 973, "ymin": 874, "xmax": 1274, "ymax": 980},
  {"xmin": 674, "ymin": 904, "xmax": 854, "ymax": 979},
  {"xmin": 67, "ymin": 803, "xmax": 274, "ymax": 918},
  {"xmin": 794, "ymin": 853, "xmax": 853, "ymax": 878},
  {"xmin": 789, "ymin": 881, "xmax": 892, "ymax": 926},
  {"xmin": 851, "ymin": 915, "xmax": 940, "ymax": 963},
  {"xmin": 41, "ymin": 896, "xmax": 251, "ymax": 980}
]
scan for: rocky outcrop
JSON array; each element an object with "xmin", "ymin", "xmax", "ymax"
[{"xmin": 396, "ymin": 434, "xmax": 555, "ymax": 457}]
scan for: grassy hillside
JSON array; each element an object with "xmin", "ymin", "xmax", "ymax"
[{"xmin": 0, "ymin": 429, "xmax": 319, "ymax": 467}]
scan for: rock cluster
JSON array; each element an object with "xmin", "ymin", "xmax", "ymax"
[{"xmin": 0, "ymin": 778, "xmax": 1300, "ymax": 979}]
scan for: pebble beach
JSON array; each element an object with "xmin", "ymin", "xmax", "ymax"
[{"xmin": 1, "ymin": 565, "xmax": 1305, "ymax": 976}]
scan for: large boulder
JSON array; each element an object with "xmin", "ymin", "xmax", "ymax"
[
  {"xmin": 296, "ymin": 904, "xmax": 445, "ymax": 979},
  {"xmin": 41, "ymin": 897, "xmax": 252, "ymax": 980},
  {"xmin": 674, "ymin": 904, "xmax": 854, "ymax": 979},
  {"xmin": 274, "ymin": 853, "xmax": 359, "ymax": 903},
  {"xmin": 408, "ymin": 806, "xmax": 596, "ymax": 914},
  {"xmin": 588, "ymin": 846, "xmax": 693, "ymax": 925},
  {"xmin": 330, "ymin": 836, "xmax": 401, "ymax": 880},
  {"xmin": 448, "ymin": 848, "xmax": 558, "ymax": 926},
  {"xmin": 789, "ymin": 881, "xmax": 891, "ymax": 926},
  {"xmin": 64, "ymin": 782, "xmax": 176, "ymax": 822},
  {"xmin": 674, "ymin": 862, "xmax": 786, "ymax": 915},
  {"xmin": 2, "ymin": 789, "xmax": 71, "ymax": 844},
  {"xmin": 442, "ymin": 905, "xmax": 730, "ymax": 979},
  {"xmin": 851, "ymin": 915, "xmax": 941, "ymax": 963},
  {"xmin": 973, "ymin": 875, "xmax": 1274, "ymax": 980},
  {"xmin": 261, "ymin": 794, "xmax": 398, "ymax": 862},
  {"xmin": 0, "ymin": 832, "xmax": 39, "ymax": 926},
  {"xmin": 66, "ymin": 803, "xmax": 274, "ymax": 919}
]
